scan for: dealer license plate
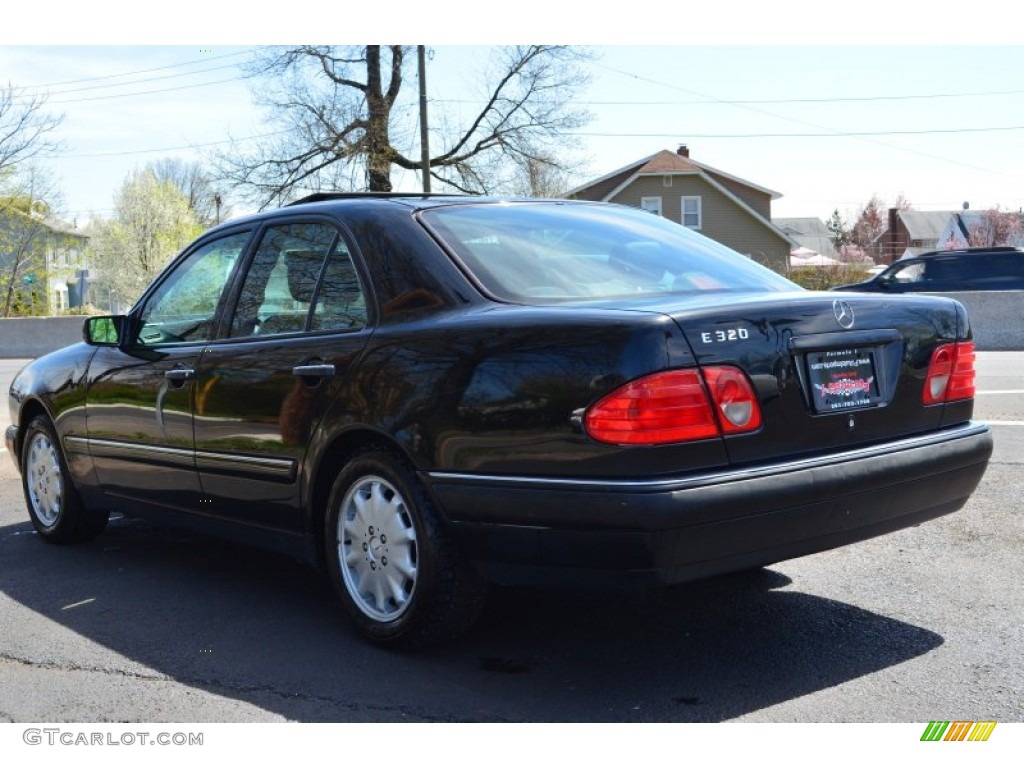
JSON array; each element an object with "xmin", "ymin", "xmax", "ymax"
[{"xmin": 806, "ymin": 348, "xmax": 882, "ymax": 413}]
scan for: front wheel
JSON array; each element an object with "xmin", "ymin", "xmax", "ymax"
[
  {"xmin": 21, "ymin": 415, "xmax": 108, "ymax": 543},
  {"xmin": 325, "ymin": 448, "xmax": 485, "ymax": 648}
]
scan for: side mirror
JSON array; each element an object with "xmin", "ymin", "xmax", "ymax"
[{"xmin": 83, "ymin": 315, "xmax": 126, "ymax": 346}]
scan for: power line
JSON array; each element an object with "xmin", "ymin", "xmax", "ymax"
[
  {"xmin": 14, "ymin": 63, "xmax": 249, "ymax": 100},
  {"xmin": 45, "ymin": 130, "xmax": 293, "ymax": 159},
  {"xmin": 573, "ymin": 125, "xmax": 1024, "ymax": 138},
  {"xmin": 24, "ymin": 49, "xmax": 255, "ymax": 89},
  {"xmin": 35, "ymin": 75, "xmax": 256, "ymax": 105},
  {"xmin": 594, "ymin": 63, "xmax": 1008, "ymax": 177},
  {"xmin": 433, "ymin": 87, "xmax": 1024, "ymax": 107}
]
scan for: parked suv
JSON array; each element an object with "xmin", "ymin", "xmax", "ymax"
[{"xmin": 834, "ymin": 246, "xmax": 1024, "ymax": 293}]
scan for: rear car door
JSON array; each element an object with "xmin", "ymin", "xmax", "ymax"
[{"xmin": 190, "ymin": 219, "xmax": 372, "ymax": 533}]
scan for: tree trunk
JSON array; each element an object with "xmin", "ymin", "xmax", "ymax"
[
  {"xmin": 365, "ymin": 47, "xmax": 393, "ymax": 192},
  {"xmin": 2, "ymin": 272, "xmax": 16, "ymax": 317}
]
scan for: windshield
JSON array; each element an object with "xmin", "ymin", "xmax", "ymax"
[{"xmin": 420, "ymin": 202, "xmax": 798, "ymax": 302}]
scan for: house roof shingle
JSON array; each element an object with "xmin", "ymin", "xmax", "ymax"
[
  {"xmin": 567, "ymin": 149, "xmax": 782, "ymax": 201},
  {"xmin": 900, "ymin": 210, "xmax": 953, "ymax": 241},
  {"xmin": 773, "ymin": 217, "xmax": 836, "ymax": 258}
]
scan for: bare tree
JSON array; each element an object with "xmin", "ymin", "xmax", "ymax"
[
  {"xmin": 215, "ymin": 46, "xmax": 591, "ymax": 208},
  {"xmin": 0, "ymin": 83, "xmax": 63, "ymax": 179},
  {"xmin": 892, "ymin": 193, "xmax": 913, "ymax": 212},
  {"xmin": 510, "ymin": 154, "xmax": 575, "ymax": 198},
  {"xmin": 850, "ymin": 195, "xmax": 886, "ymax": 248},
  {"xmin": 148, "ymin": 157, "xmax": 229, "ymax": 226}
]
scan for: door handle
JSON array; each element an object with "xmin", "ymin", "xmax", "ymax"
[
  {"xmin": 164, "ymin": 367, "xmax": 196, "ymax": 383},
  {"xmin": 292, "ymin": 364, "xmax": 336, "ymax": 379}
]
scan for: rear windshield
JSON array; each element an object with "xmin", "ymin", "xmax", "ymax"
[{"xmin": 420, "ymin": 202, "xmax": 797, "ymax": 302}]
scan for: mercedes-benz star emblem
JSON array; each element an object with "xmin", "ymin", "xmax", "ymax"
[{"xmin": 833, "ymin": 299, "xmax": 855, "ymax": 329}]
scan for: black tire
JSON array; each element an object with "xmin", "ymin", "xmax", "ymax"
[
  {"xmin": 324, "ymin": 447, "xmax": 486, "ymax": 649},
  {"xmin": 20, "ymin": 415, "xmax": 108, "ymax": 544}
]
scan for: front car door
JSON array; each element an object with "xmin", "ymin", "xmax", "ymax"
[
  {"xmin": 880, "ymin": 259, "xmax": 925, "ymax": 292},
  {"xmin": 83, "ymin": 230, "xmax": 252, "ymax": 514}
]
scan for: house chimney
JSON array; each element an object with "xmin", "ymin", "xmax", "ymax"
[
  {"xmin": 677, "ymin": 144, "xmax": 690, "ymax": 158},
  {"xmin": 887, "ymin": 207, "xmax": 899, "ymax": 263}
]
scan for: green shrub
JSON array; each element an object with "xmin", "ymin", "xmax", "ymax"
[{"xmin": 788, "ymin": 264, "xmax": 874, "ymax": 291}]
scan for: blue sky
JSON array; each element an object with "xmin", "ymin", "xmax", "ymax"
[{"xmin": 4, "ymin": 4, "xmax": 1024, "ymax": 228}]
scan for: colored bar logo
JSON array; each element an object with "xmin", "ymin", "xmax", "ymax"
[{"xmin": 921, "ymin": 721, "xmax": 997, "ymax": 742}]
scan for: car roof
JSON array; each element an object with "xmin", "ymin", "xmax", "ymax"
[
  {"xmin": 285, "ymin": 192, "xmax": 477, "ymax": 207},
  {"xmin": 197, "ymin": 194, "xmax": 594, "ymax": 238},
  {"xmin": 910, "ymin": 246, "xmax": 1024, "ymax": 260}
]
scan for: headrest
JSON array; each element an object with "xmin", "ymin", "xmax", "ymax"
[{"xmin": 285, "ymin": 250, "xmax": 323, "ymax": 302}]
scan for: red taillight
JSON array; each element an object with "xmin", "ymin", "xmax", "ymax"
[
  {"xmin": 584, "ymin": 367, "xmax": 761, "ymax": 445},
  {"xmin": 923, "ymin": 342, "xmax": 976, "ymax": 405},
  {"xmin": 704, "ymin": 366, "xmax": 763, "ymax": 434}
]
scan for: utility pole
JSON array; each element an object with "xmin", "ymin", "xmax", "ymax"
[{"xmin": 418, "ymin": 45, "xmax": 431, "ymax": 194}]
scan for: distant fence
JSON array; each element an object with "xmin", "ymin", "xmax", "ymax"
[
  {"xmin": 0, "ymin": 317, "xmax": 86, "ymax": 358},
  {"xmin": 934, "ymin": 292, "xmax": 1024, "ymax": 351},
  {"xmin": 0, "ymin": 292, "xmax": 1021, "ymax": 358}
]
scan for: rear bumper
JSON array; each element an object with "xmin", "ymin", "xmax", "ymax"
[{"xmin": 424, "ymin": 422, "xmax": 993, "ymax": 587}]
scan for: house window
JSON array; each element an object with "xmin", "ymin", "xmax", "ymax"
[
  {"xmin": 662, "ymin": 175, "xmax": 673, "ymax": 187},
  {"xmin": 640, "ymin": 197, "xmax": 662, "ymax": 216},
  {"xmin": 681, "ymin": 196, "xmax": 702, "ymax": 229}
]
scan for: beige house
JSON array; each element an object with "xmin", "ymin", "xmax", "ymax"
[
  {"xmin": 1, "ymin": 203, "xmax": 89, "ymax": 317},
  {"xmin": 567, "ymin": 146, "xmax": 793, "ymax": 272}
]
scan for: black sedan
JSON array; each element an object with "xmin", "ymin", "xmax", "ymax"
[{"xmin": 6, "ymin": 195, "xmax": 993, "ymax": 647}]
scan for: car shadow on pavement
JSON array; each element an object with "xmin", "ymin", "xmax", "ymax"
[{"xmin": 0, "ymin": 514, "xmax": 943, "ymax": 722}]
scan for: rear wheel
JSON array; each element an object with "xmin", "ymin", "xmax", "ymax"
[
  {"xmin": 21, "ymin": 415, "xmax": 108, "ymax": 543},
  {"xmin": 325, "ymin": 447, "xmax": 485, "ymax": 648}
]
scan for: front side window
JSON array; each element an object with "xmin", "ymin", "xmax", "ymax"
[
  {"xmin": 682, "ymin": 196, "xmax": 702, "ymax": 229},
  {"xmin": 889, "ymin": 262, "xmax": 924, "ymax": 284},
  {"xmin": 135, "ymin": 231, "xmax": 251, "ymax": 345}
]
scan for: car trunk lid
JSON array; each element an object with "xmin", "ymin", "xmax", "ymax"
[{"xmin": 641, "ymin": 291, "xmax": 969, "ymax": 465}]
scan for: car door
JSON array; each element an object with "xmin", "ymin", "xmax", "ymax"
[
  {"xmin": 922, "ymin": 256, "xmax": 972, "ymax": 291},
  {"xmin": 879, "ymin": 259, "xmax": 925, "ymax": 292},
  {"xmin": 190, "ymin": 219, "xmax": 372, "ymax": 533},
  {"xmin": 85, "ymin": 230, "xmax": 252, "ymax": 513}
]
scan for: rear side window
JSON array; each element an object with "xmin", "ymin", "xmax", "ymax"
[
  {"xmin": 986, "ymin": 252, "xmax": 1024, "ymax": 278},
  {"xmin": 228, "ymin": 222, "xmax": 366, "ymax": 337},
  {"xmin": 926, "ymin": 257, "xmax": 972, "ymax": 282},
  {"xmin": 421, "ymin": 203, "xmax": 796, "ymax": 302}
]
